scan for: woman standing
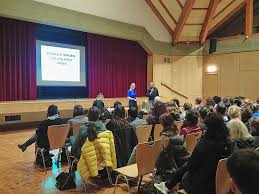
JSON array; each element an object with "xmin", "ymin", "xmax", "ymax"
[{"xmin": 127, "ymin": 83, "xmax": 137, "ymax": 108}]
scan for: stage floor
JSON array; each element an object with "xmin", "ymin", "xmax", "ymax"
[{"xmin": 0, "ymin": 129, "xmax": 151, "ymax": 194}]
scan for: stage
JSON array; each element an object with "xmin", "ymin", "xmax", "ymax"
[{"xmin": 0, "ymin": 97, "xmax": 147, "ymax": 130}]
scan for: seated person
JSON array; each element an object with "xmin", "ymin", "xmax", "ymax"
[
  {"xmin": 93, "ymin": 99, "xmax": 112, "ymax": 121},
  {"xmin": 106, "ymin": 105, "xmax": 130, "ymax": 131},
  {"xmin": 194, "ymin": 97, "xmax": 202, "ymax": 112},
  {"xmin": 155, "ymin": 112, "xmax": 236, "ymax": 194},
  {"xmin": 18, "ymin": 105, "xmax": 64, "ymax": 152},
  {"xmin": 128, "ymin": 106, "xmax": 148, "ymax": 129},
  {"xmin": 138, "ymin": 101, "xmax": 150, "ymax": 118},
  {"xmin": 227, "ymin": 118, "xmax": 256, "ymax": 149},
  {"xmin": 198, "ymin": 106, "xmax": 209, "ymax": 131},
  {"xmin": 67, "ymin": 105, "xmax": 88, "ymax": 137},
  {"xmin": 251, "ymin": 103, "xmax": 259, "ymax": 117},
  {"xmin": 241, "ymin": 106, "xmax": 253, "ymax": 132},
  {"xmin": 227, "ymin": 149, "xmax": 259, "ymax": 194},
  {"xmin": 71, "ymin": 106, "xmax": 106, "ymax": 159},
  {"xmin": 216, "ymin": 102, "xmax": 229, "ymax": 123},
  {"xmin": 180, "ymin": 110, "xmax": 201, "ymax": 138},
  {"xmin": 228, "ymin": 105, "xmax": 242, "ymax": 120},
  {"xmin": 250, "ymin": 116, "xmax": 259, "ymax": 147},
  {"xmin": 180, "ymin": 103, "xmax": 192, "ymax": 121},
  {"xmin": 146, "ymin": 101, "xmax": 167, "ymax": 125}
]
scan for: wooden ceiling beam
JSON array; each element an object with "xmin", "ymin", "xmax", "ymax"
[
  {"xmin": 208, "ymin": 1, "xmax": 246, "ymax": 35},
  {"xmin": 199, "ymin": 0, "xmax": 220, "ymax": 44},
  {"xmin": 158, "ymin": 0, "xmax": 177, "ymax": 24},
  {"xmin": 173, "ymin": 0, "xmax": 196, "ymax": 44},
  {"xmin": 144, "ymin": 0, "xmax": 173, "ymax": 35},
  {"xmin": 176, "ymin": 0, "xmax": 183, "ymax": 9},
  {"xmin": 245, "ymin": 0, "xmax": 253, "ymax": 36}
]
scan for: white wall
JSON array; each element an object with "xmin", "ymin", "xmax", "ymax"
[{"xmin": 33, "ymin": 0, "xmax": 172, "ymax": 43}]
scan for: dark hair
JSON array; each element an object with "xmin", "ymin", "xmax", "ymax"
[
  {"xmin": 87, "ymin": 122, "xmax": 98, "ymax": 142},
  {"xmin": 88, "ymin": 106, "xmax": 100, "ymax": 122},
  {"xmin": 250, "ymin": 116, "xmax": 259, "ymax": 136},
  {"xmin": 213, "ymin": 96, "xmax": 221, "ymax": 104},
  {"xmin": 204, "ymin": 112, "xmax": 229, "ymax": 141},
  {"xmin": 153, "ymin": 101, "xmax": 167, "ymax": 119},
  {"xmin": 251, "ymin": 103, "xmax": 259, "ymax": 113},
  {"xmin": 185, "ymin": 110, "xmax": 199, "ymax": 126},
  {"xmin": 222, "ymin": 97, "xmax": 230, "ymax": 108},
  {"xmin": 183, "ymin": 102, "xmax": 192, "ymax": 111},
  {"xmin": 229, "ymin": 98, "xmax": 234, "ymax": 105},
  {"xmin": 234, "ymin": 98, "xmax": 242, "ymax": 107},
  {"xmin": 114, "ymin": 105, "xmax": 126, "ymax": 119},
  {"xmin": 172, "ymin": 99, "xmax": 180, "ymax": 107},
  {"xmin": 195, "ymin": 97, "xmax": 202, "ymax": 105},
  {"xmin": 47, "ymin": 105, "xmax": 59, "ymax": 117},
  {"xmin": 216, "ymin": 102, "xmax": 226, "ymax": 115},
  {"xmin": 114, "ymin": 101, "xmax": 122, "ymax": 109},
  {"xmin": 128, "ymin": 107, "xmax": 138, "ymax": 119},
  {"xmin": 73, "ymin": 105, "xmax": 84, "ymax": 117},
  {"xmin": 241, "ymin": 107, "xmax": 253, "ymax": 124},
  {"xmin": 159, "ymin": 113, "xmax": 178, "ymax": 135},
  {"xmin": 93, "ymin": 100, "xmax": 105, "ymax": 115},
  {"xmin": 227, "ymin": 149, "xmax": 259, "ymax": 194},
  {"xmin": 206, "ymin": 97, "xmax": 216, "ymax": 107},
  {"xmin": 199, "ymin": 106, "xmax": 209, "ymax": 120}
]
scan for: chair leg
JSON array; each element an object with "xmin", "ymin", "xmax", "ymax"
[
  {"xmin": 137, "ymin": 176, "xmax": 143, "ymax": 192},
  {"xmin": 40, "ymin": 149, "xmax": 47, "ymax": 175},
  {"xmin": 114, "ymin": 174, "xmax": 121, "ymax": 194},
  {"xmin": 123, "ymin": 175, "xmax": 131, "ymax": 194},
  {"xmin": 106, "ymin": 167, "xmax": 113, "ymax": 185},
  {"xmin": 65, "ymin": 146, "xmax": 71, "ymax": 167},
  {"xmin": 34, "ymin": 148, "xmax": 40, "ymax": 167}
]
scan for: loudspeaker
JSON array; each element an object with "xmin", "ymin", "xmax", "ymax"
[{"xmin": 209, "ymin": 39, "xmax": 217, "ymax": 54}]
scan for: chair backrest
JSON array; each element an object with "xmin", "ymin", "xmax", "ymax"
[
  {"xmin": 216, "ymin": 158, "xmax": 230, "ymax": 194},
  {"xmin": 175, "ymin": 121, "xmax": 183, "ymax": 132},
  {"xmin": 185, "ymin": 131, "xmax": 202, "ymax": 153},
  {"xmin": 48, "ymin": 124, "xmax": 69, "ymax": 149},
  {"xmin": 154, "ymin": 124, "xmax": 164, "ymax": 141},
  {"xmin": 135, "ymin": 125, "xmax": 152, "ymax": 143},
  {"xmin": 136, "ymin": 140, "xmax": 163, "ymax": 176},
  {"xmin": 72, "ymin": 123, "xmax": 82, "ymax": 137}
]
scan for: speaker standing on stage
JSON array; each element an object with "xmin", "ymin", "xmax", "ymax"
[
  {"xmin": 128, "ymin": 83, "xmax": 137, "ymax": 107},
  {"xmin": 146, "ymin": 82, "xmax": 159, "ymax": 108}
]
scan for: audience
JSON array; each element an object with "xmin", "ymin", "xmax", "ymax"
[
  {"xmin": 155, "ymin": 112, "xmax": 236, "ymax": 194},
  {"xmin": 213, "ymin": 96, "xmax": 221, "ymax": 106},
  {"xmin": 180, "ymin": 110, "xmax": 200, "ymax": 138},
  {"xmin": 128, "ymin": 106, "xmax": 148, "ymax": 129},
  {"xmin": 228, "ymin": 105, "xmax": 242, "ymax": 120},
  {"xmin": 216, "ymin": 102, "xmax": 229, "ymax": 123},
  {"xmin": 146, "ymin": 101, "xmax": 167, "ymax": 125},
  {"xmin": 194, "ymin": 97, "xmax": 202, "ymax": 112},
  {"xmin": 250, "ymin": 116, "xmax": 259, "ymax": 146},
  {"xmin": 106, "ymin": 104, "xmax": 130, "ymax": 131},
  {"xmin": 227, "ymin": 149, "xmax": 259, "ymax": 194},
  {"xmin": 67, "ymin": 105, "xmax": 88, "ymax": 137},
  {"xmin": 251, "ymin": 103, "xmax": 259, "ymax": 117},
  {"xmin": 71, "ymin": 106, "xmax": 106, "ymax": 159},
  {"xmin": 198, "ymin": 106, "xmax": 209, "ymax": 130},
  {"xmin": 180, "ymin": 102, "xmax": 192, "ymax": 121},
  {"xmin": 241, "ymin": 106, "xmax": 253, "ymax": 131},
  {"xmin": 93, "ymin": 99, "xmax": 112, "ymax": 121}
]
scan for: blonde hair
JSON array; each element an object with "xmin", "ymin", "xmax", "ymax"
[
  {"xmin": 228, "ymin": 105, "xmax": 241, "ymax": 119},
  {"xmin": 227, "ymin": 118, "xmax": 252, "ymax": 140}
]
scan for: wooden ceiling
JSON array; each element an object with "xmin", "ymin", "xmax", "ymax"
[{"xmin": 145, "ymin": 0, "xmax": 251, "ymax": 44}]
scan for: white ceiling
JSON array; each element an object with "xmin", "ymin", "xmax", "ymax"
[{"xmin": 33, "ymin": 0, "xmax": 172, "ymax": 43}]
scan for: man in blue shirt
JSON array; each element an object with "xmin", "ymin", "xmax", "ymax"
[{"xmin": 128, "ymin": 83, "xmax": 137, "ymax": 107}]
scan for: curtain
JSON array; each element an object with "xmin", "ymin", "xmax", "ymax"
[
  {"xmin": 0, "ymin": 17, "xmax": 36, "ymax": 101},
  {"xmin": 87, "ymin": 33, "xmax": 147, "ymax": 98}
]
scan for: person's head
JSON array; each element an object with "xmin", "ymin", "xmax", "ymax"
[
  {"xmin": 96, "ymin": 93, "xmax": 104, "ymax": 100},
  {"xmin": 185, "ymin": 109, "xmax": 199, "ymax": 126},
  {"xmin": 241, "ymin": 107, "xmax": 253, "ymax": 124},
  {"xmin": 93, "ymin": 99, "xmax": 105, "ymax": 113},
  {"xmin": 150, "ymin": 82, "xmax": 155, "ymax": 88},
  {"xmin": 228, "ymin": 105, "xmax": 241, "ymax": 120},
  {"xmin": 128, "ymin": 107, "xmax": 138, "ymax": 120},
  {"xmin": 256, "ymin": 98, "xmax": 259, "ymax": 104},
  {"xmin": 114, "ymin": 101, "xmax": 122, "ymax": 109},
  {"xmin": 183, "ymin": 102, "xmax": 192, "ymax": 111},
  {"xmin": 130, "ymin": 83, "xmax": 136, "ymax": 90},
  {"xmin": 213, "ymin": 96, "xmax": 222, "ymax": 104},
  {"xmin": 227, "ymin": 119, "xmax": 251, "ymax": 140},
  {"xmin": 87, "ymin": 106, "xmax": 100, "ymax": 122},
  {"xmin": 199, "ymin": 106, "xmax": 209, "ymax": 120},
  {"xmin": 47, "ymin": 105, "xmax": 59, "ymax": 117},
  {"xmin": 229, "ymin": 98, "xmax": 234, "ymax": 105},
  {"xmin": 251, "ymin": 103, "xmax": 259, "ymax": 113},
  {"xmin": 195, "ymin": 97, "xmax": 202, "ymax": 105},
  {"xmin": 206, "ymin": 97, "xmax": 216, "ymax": 107},
  {"xmin": 250, "ymin": 116, "xmax": 259, "ymax": 136},
  {"xmin": 114, "ymin": 105, "xmax": 126, "ymax": 119},
  {"xmin": 216, "ymin": 102, "xmax": 227, "ymax": 115},
  {"xmin": 222, "ymin": 97, "xmax": 231, "ymax": 108},
  {"xmin": 87, "ymin": 122, "xmax": 98, "ymax": 142},
  {"xmin": 227, "ymin": 149, "xmax": 259, "ymax": 194},
  {"xmin": 153, "ymin": 101, "xmax": 167, "ymax": 118},
  {"xmin": 159, "ymin": 113, "xmax": 178, "ymax": 135},
  {"xmin": 172, "ymin": 98, "xmax": 180, "ymax": 108},
  {"xmin": 234, "ymin": 98, "xmax": 242, "ymax": 107},
  {"xmin": 73, "ymin": 105, "xmax": 84, "ymax": 117},
  {"xmin": 204, "ymin": 112, "xmax": 229, "ymax": 141}
]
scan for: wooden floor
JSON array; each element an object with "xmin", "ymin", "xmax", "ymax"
[{"xmin": 0, "ymin": 129, "xmax": 142, "ymax": 194}]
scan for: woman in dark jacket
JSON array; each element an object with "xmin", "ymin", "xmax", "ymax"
[{"xmin": 155, "ymin": 112, "xmax": 236, "ymax": 194}]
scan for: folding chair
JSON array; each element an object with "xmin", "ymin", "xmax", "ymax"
[
  {"xmin": 35, "ymin": 124, "xmax": 70, "ymax": 174},
  {"xmin": 185, "ymin": 131, "xmax": 202, "ymax": 153},
  {"xmin": 216, "ymin": 158, "xmax": 230, "ymax": 194},
  {"xmin": 72, "ymin": 123, "xmax": 82, "ymax": 137},
  {"xmin": 114, "ymin": 140, "xmax": 163, "ymax": 194},
  {"xmin": 135, "ymin": 125, "xmax": 152, "ymax": 143},
  {"xmin": 153, "ymin": 124, "xmax": 164, "ymax": 141}
]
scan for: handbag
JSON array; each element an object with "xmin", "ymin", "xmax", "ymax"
[{"xmin": 55, "ymin": 172, "xmax": 76, "ymax": 191}]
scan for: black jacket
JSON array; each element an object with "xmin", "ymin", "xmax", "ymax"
[
  {"xmin": 186, "ymin": 138, "xmax": 236, "ymax": 194},
  {"xmin": 36, "ymin": 118, "xmax": 65, "ymax": 150},
  {"xmin": 235, "ymin": 137, "xmax": 257, "ymax": 149},
  {"xmin": 146, "ymin": 87, "xmax": 159, "ymax": 101}
]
